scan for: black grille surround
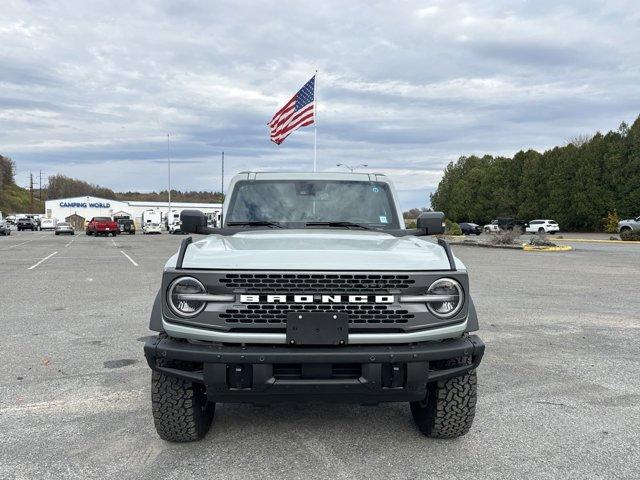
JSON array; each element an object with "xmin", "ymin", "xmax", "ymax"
[
  {"xmin": 162, "ymin": 270, "xmax": 469, "ymax": 334},
  {"xmin": 219, "ymin": 273, "xmax": 417, "ymax": 329}
]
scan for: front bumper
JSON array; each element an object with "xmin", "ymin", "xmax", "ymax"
[{"xmin": 144, "ymin": 334, "xmax": 484, "ymax": 403}]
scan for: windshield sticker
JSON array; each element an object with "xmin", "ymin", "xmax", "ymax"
[
  {"xmin": 372, "ymin": 187, "xmax": 379, "ymax": 193},
  {"xmin": 379, "ymin": 215, "xmax": 388, "ymax": 223}
]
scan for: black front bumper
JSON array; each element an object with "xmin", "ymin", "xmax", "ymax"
[{"xmin": 144, "ymin": 335, "xmax": 484, "ymax": 404}]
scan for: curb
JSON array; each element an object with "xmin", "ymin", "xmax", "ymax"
[
  {"xmin": 554, "ymin": 238, "xmax": 640, "ymax": 245},
  {"xmin": 523, "ymin": 245, "xmax": 573, "ymax": 252}
]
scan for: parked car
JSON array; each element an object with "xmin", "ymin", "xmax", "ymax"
[
  {"xmin": 142, "ymin": 222, "xmax": 162, "ymax": 235},
  {"xmin": 618, "ymin": 216, "xmax": 640, "ymax": 233},
  {"xmin": 497, "ymin": 218, "xmax": 528, "ymax": 232},
  {"xmin": 54, "ymin": 222, "xmax": 75, "ymax": 235},
  {"xmin": 483, "ymin": 220, "xmax": 499, "ymax": 233},
  {"xmin": 86, "ymin": 217, "xmax": 119, "ymax": 236},
  {"xmin": 40, "ymin": 218, "xmax": 57, "ymax": 230},
  {"xmin": 459, "ymin": 222, "xmax": 482, "ymax": 235},
  {"xmin": 526, "ymin": 219, "xmax": 560, "ymax": 234},
  {"xmin": 0, "ymin": 222, "xmax": 10, "ymax": 236},
  {"xmin": 17, "ymin": 217, "xmax": 37, "ymax": 231},
  {"xmin": 117, "ymin": 219, "xmax": 136, "ymax": 235}
]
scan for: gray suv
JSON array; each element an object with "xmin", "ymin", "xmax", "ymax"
[{"xmin": 144, "ymin": 172, "xmax": 484, "ymax": 442}]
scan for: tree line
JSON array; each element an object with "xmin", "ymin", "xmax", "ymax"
[
  {"xmin": 47, "ymin": 174, "xmax": 224, "ymax": 203},
  {"xmin": 430, "ymin": 116, "xmax": 640, "ymax": 231}
]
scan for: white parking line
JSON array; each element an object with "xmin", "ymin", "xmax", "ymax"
[
  {"xmin": 65, "ymin": 238, "xmax": 75, "ymax": 248},
  {"xmin": 120, "ymin": 250, "xmax": 138, "ymax": 267},
  {"xmin": 28, "ymin": 251, "xmax": 58, "ymax": 270},
  {"xmin": 1, "ymin": 238, "xmax": 37, "ymax": 250}
]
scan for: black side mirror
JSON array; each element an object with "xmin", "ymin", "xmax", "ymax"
[
  {"xmin": 416, "ymin": 212, "xmax": 445, "ymax": 235},
  {"xmin": 180, "ymin": 210, "xmax": 208, "ymax": 234}
]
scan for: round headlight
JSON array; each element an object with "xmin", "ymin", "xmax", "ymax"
[
  {"xmin": 426, "ymin": 278, "xmax": 463, "ymax": 318},
  {"xmin": 167, "ymin": 276, "xmax": 207, "ymax": 318}
]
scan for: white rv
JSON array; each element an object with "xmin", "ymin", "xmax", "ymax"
[
  {"xmin": 142, "ymin": 209, "xmax": 163, "ymax": 235},
  {"xmin": 167, "ymin": 209, "xmax": 182, "ymax": 234}
]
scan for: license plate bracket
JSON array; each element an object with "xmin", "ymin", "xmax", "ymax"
[{"xmin": 286, "ymin": 312, "xmax": 348, "ymax": 346}]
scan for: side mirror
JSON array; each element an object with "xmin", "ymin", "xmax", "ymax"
[
  {"xmin": 416, "ymin": 212, "xmax": 445, "ymax": 235},
  {"xmin": 180, "ymin": 210, "xmax": 208, "ymax": 234}
]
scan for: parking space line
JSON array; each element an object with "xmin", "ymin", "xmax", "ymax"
[
  {"xmin": 120, "ymin": 250, "xmax": 139, "ymax": 267},
  {"xmin": 1, "ymin": 238, "xmax": 37, "ymax": 250},
  {"xmin": 28, "ymin": 251, "xmax": 58, "ymax": 270},
  {"xmin": 65, "ymin": 238, "xmax": 76, "ymax": 248}
]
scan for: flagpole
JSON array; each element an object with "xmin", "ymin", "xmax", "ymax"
[{"xmin": 314, "ymin": 69, "xmax": 318, "ymax": 172}]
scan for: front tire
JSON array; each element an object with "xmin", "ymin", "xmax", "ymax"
[
  {"xmin": 410, "ymin": 356, "xmax": 477, "ymax": 438},
  {"xmin": 151, "ymin": 370, "xmax": 215, "ymax": 442},
  {"xmin": 538, "ymin": 227, "xmax": 545, "ymax": 233}
]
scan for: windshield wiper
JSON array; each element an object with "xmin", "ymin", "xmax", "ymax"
[
  {"xmin": 226, "ymin": 221, "xmax": 285, "ymax": 229},
  {"xmin": 304, "ymin": 221, "xmax": 376, "ymax": 231}
]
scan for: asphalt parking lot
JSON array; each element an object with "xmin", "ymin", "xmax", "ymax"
[{"xmin": 1, "ymin": 230, "xmax": 639, "ymax": 479}]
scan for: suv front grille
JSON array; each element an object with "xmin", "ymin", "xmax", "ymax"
[
  {"xmin": 219, "ymin": 273, "xmax": 415, "ymax": 293},
  {"xmin": 220, "ymin": 303, "xmax": 415, "ymax": 325}
]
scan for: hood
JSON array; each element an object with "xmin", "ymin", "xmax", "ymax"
[{"xmin": 169, "ymin": 229, "xmax": 465, "ymax": 271}]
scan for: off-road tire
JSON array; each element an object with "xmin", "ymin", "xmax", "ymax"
[
  {"xmin": 151, "ymin": 370, "xmax": 215, "ymax": 442},
  {"xmin": 410, "ymin": 356, "xmax": 477, "ymax": 439}
]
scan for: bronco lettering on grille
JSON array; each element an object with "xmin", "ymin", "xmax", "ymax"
[{"xmin": 239, "ymin": 294, "xmax": 395, "ymax": 304}]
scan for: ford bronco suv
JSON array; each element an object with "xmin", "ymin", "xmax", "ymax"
[{"xmin": 144, "ymin": 172, "xmax": 484, "ymax": 442}]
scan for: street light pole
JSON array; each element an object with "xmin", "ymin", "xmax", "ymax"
[
  {"xmin": 336, "ymin": 163, "xmax": 368, "ymax": 172},
  {"xmin": 167, "ymin": 134, "xmax": 171, "ymax": 225},
  {"xmin": 220, "ymin": 151, "xmax": 224, "ymax": 227}
]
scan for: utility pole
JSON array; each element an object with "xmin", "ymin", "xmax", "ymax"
[
  {"xmin": 39, "ymin": 170, "xmax": 43, "ymax": 201},
  {"xmin": 29, "ymin": 172, "xmax": 34, "ymax": 211}
]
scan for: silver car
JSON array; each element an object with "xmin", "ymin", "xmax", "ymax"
[
  {"xmin": 54, "ymin": 222, "xmax": 75, "ymax": 235},
  {"xmin": 618, "ymin": 216, "xmax": 640, "ymax": 233}
]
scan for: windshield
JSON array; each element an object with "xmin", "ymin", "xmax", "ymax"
[
  {"xmin": 94, "ymin": 217, "xmax": 111, "ymax": 222},
  {"xmin": 226, "ymin": 180, "xmax": 400, "ymax": 228}
]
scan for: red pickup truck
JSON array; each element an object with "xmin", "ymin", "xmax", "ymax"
[{"xmin": 86, "ymin": 217, "xmax": 119, "ymax": 237}]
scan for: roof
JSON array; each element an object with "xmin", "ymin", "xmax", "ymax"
[
  {"xmin": 45, "ymin": 196, "xmax": 221, "ymax": 209},
  {"xmin": 126, "ymin": 201, "xmax": 222, "ymax": 208},
  {"xmin": 233, "ymin": 171, "xmax": 389, "ymax": 182}
]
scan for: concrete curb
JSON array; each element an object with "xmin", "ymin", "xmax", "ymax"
[
  {"xmin": 555, "ymin": 238, "xmax": 640, "ymax": 245},
  {"xmin": 523, "ymin": 245, "xmax": 573, "ymax": 252}
]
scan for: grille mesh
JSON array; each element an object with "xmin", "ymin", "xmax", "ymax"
[
  {"xmin": 219, "ymin": 273, "xmax": 415, "ymax": 293},
  {"xmin": 220, "ymin": 303, "xmax": 414, "ymax": 325}
]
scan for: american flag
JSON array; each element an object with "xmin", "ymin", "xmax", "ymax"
[{"xmin": 268, "ymin": 75, "xmax": 315, "ymax": 145}]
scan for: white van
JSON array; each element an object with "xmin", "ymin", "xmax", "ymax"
[{"xmin": 40, "ymin": 218, "xmax": 58, "ymax": 230}]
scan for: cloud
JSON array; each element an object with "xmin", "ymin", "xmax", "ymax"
[{"xmin": 1, "ymin": 0, "xmax": 639, "ymax": 210}]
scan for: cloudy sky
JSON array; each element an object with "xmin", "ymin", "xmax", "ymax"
[{"xmin": 1, "ymin": 0, "xmax": 639, "ymax": 208}]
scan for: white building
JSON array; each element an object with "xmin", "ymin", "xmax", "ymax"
[{"xmin": 44, "ymin": 196, "xmax": 222, "ymax": 227}]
